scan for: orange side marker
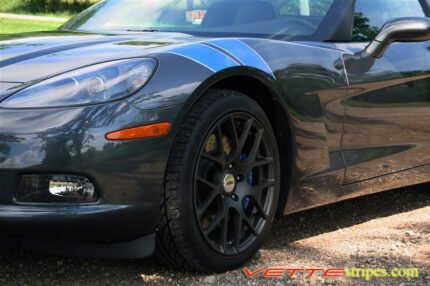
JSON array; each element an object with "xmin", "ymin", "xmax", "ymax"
[{"xmin": 106, "ymin": 122, "xmax": 171, "ymax": 140}]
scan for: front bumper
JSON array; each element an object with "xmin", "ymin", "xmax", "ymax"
[{"xmin": 0, "ymin": 101, "xmax": 181, "ymax": 248}]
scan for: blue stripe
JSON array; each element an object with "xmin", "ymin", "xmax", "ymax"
[
  {"xmin": 167, "ymin": 44, "xmax": 239, "ymax": 72},
  {"xmin": 207, "ymin": 39, "xmax": 274, "ymax": 77}
]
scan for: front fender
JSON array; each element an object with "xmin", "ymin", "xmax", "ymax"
[{"xmin": 127, "ymin": 39, "xmax": 278, "ymax": 110}]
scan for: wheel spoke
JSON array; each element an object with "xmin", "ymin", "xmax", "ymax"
[
  {"xmin": 201, "ymin": 152, "xmax": 225, "ymax": 167},
  {"xmin": 238, "ymin": 119, "xmax": 253, "ymax": 153},
  {"xmin": 249, "ymin": 180, "xmax": 274, "ymax": 219},
  {"xmin": 196, "ymin": 176, "xmax": 218, "ymax": 191},
  {"xmin": 243, "ymin": 215, "xmax": 257, "ymax": 236},
  {"xmin": 248, "ymin": 129, "xmax": 264, "ymax": 162},
  {"xmin": 197, "ymin": 191, "xmax": 219, "ymax": 216},
  {"xmin": 220, "ymin": 215, "xmax": 229, "ymax": 250},
  {"xmin": 250, "ymin": 195, "xmax": 268, "ymax": 220},
  {"xmin": 234, "ymin": 212, "xmax": 243, "ymax": 249},
  {"xmin": 257, "ymin": 180, "xmax": 275, "ymax": 191},
  {"xmin": 251, "ymin": 180, "xmax": 275, "ymax": 200},
  {"xmin": 216, "ymin": 125, "xmax": 226, "ymax": 160},
  {"xmin": 204, "ymin": 210, "xmax": 224, "ymax": 235},
  {"xmin": 229, "ymin": 116, "xmax": 239, "ymax": 149},
  {"xmin": 250, "ymin": 157, "xmax": 274, "ymax": 169}
]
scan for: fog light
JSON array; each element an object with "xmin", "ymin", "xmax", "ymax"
[{"xmin": 16, "ymin": 175, "xmax": 99, "ymax": 203}]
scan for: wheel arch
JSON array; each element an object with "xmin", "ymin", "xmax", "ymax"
[{"xmin": 178, "ymin": 67, "xmax": 295, "ymax": 217}]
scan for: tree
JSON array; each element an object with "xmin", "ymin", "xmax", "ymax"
[
  {"xmin": 21, "ymin": 0, "xmax": 96, "ymax": 14},
  {"xmin": 353, "ymin": 12, "xmax": 379, "ymax": 41}
]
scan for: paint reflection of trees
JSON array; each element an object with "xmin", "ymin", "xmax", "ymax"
[
  {"xmin": 275, "ymin": 63, "xmax": 342, "ymax": 122},
  {"xmin": 36, "ymin": 103, "xmax": 130, "ymax": 166},
  {"xmin": 353, "ymin": 12, "xmax": 379, "ymax": 41},
  {"xmin": 0, "ymin": 134, "xmax": 23, "ymax": 163}
]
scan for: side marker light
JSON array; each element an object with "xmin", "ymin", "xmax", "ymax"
[{"xmin": 106, "ymin": 122, "xmax": 171, "ymax": 140}]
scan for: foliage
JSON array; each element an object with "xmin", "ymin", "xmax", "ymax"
[
  {"xmin": 0, "ymin": 0, "xmax": 100, "ymax": 16},
  {"xmin": 353, "ymin": 12, "xmax": 379, "ymax": 41}
]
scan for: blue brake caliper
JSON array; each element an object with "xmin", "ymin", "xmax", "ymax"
[{"xmin": 241, "ymin": 153, "xmax": 254, "ymax": 216}]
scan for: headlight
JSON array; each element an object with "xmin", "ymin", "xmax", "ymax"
[{"xmin": 0, "ymin": 58, "xmax": 157, "ymax": 108}]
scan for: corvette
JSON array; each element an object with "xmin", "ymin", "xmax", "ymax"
[{"xmin": 0, "ymin": 0, "xmax": 430, "ymax": 272}]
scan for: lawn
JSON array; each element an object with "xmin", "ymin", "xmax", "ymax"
[{"xmin": 0, "ymin": 17, "xmax": 63, "ymax": 34}]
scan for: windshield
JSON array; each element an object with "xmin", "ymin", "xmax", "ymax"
[{"xmin": 62, "ymin": 0, "xmax": 335, "ymax": 38}]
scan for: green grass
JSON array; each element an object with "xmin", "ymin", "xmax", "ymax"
[
  {"xmin": 3, "ymin": 11, "xmax": 74, "ymax": 18},
  {"xmin": 0, "ymin": 17, "xmax": 62, "ymax": 34}
]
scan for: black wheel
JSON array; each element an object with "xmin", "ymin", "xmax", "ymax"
[{"xmin": 156, "ymin": 89, "xmax": 280, "ymax": 272}]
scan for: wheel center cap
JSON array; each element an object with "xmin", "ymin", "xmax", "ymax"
[{"xmin": 223, "ymin": 173, "xmax": 236, "ymax": 193}]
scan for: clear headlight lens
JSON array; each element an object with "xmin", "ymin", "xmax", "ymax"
[{"xmin": 0, "ymin": 58, "xmax": 157, "ymax": 108}]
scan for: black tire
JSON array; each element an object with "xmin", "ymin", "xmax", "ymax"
[{"xmin": 156, "ymin": 89, "xmax": 280, "ymax": 272}]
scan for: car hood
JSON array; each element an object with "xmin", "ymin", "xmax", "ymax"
[{"xmin": 0, "ymin": 30, "xmax": 202, "ymax": 86}]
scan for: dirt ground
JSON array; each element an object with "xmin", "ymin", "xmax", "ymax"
[{"xmin": 0, "ymin": 185, "xmax": 429, "ymax": 286}]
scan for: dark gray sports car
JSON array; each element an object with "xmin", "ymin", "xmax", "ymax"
[{"xmin": 0, "ymin": 0, "xmax": 429, "ymax": 272}]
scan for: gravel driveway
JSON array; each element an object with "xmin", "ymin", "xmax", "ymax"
[{"xmin": 1, "ymin": 185, "xmax": 429, "ymax": 286}]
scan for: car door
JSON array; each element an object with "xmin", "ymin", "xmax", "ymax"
[{"xmin": 334, "ymin": 0, "xmax": 430, "ymax": 184}]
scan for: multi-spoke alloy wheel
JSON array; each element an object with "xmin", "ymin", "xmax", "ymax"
[
  {"xmin": 195, "ymin": 114, "xmax": 276, "ymax": 255},
  {"xmin": 156, "ymin": 90, "xmax": 280, "ymax": 272}
]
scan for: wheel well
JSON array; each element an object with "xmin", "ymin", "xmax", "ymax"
[{"xmin": 212, "ymin": 76, "xmax": 292, "ymax": 217}]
